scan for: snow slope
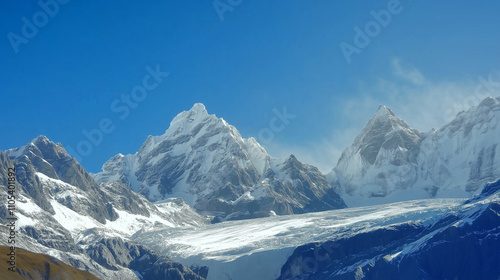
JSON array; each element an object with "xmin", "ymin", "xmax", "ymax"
[
  {"xmin": 1, "ymin": 172, "xmax": 209, "ymax": 279},
  {"xmin": 96, "ymin": 103, "xmax": 345, "ymax": 220},
  {"xmin": 331, "ymin": 96, "xmax": 500, "ymax": 206},
  {"xmin": 1, "ymin": 138, "xmax": 210, "ymax": 279},
  {"xmin": 134, "ymin": 198, "xmax": 465, "ymax": 280}
]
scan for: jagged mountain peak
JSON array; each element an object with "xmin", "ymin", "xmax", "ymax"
[
  {"xmin": 9, "ymin": 135, "xmax": 68, "ymax": 160},
  {"xmin": 456, "ymin": 95, "xmax": 499, "ymax": 119},
  {"xmin": 6, "ymin": 135, "xmax": 101, "ymax": 193},
  {"xmin": 478, "ymin": 96, "xmax": 499, "ymax": 107},
  {"xmin": 133, "ymin": 104, "xmax": 234, "ymax": 159},
  {"xmin": 332, "ymin": 105, "xmax": 422, "ymax": 200},
  {"xmin": 332, "ymin": 96, "xmax": 500, "ymax": 206},
  {"xmin": 29, "ymin": 135, "xmax": 60, "ymax": 148},
  {"xmin": 31, "ymin": 134, "xmax": 50, "ymax": 144},
  {"xmin": 96, "ymin": 103, "xmax": 346, "ymax": 220},
  {"xmin": 31, "ymin": 135, "xmax": 70, "ymax": 157},
  {"xmin": 373, "ymin": 105, "xmax": 395, "ymax": 118},
  {"xmin": 6, "ymin": 135, "xmax": 68, "ymax": 160},
  {"xmin": 347, "ymin": 105, "xmax": 421, "ymax": 166},
  {"xmin": 363, "ymin": 105, "xmax": 415, "ymax": 134},
  {"xmin": 283, "ymin": 154, "xmax": 301, "ymax": 168},
  {"xmin": 439, "ymin": 95, "xmax": 500, "ymax": 139},
  {"xmin": 169, "ymin": 102, "xmax": 212, "ymax": 128},
  {"xmin": 352, "ymin": 105, "xmax": 421, "ymax": 156},
  {"xmin": 190, "ymin": 102, "xmax": 208, "ymax": 113}
]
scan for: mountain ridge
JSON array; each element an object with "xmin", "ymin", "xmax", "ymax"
[
  {"xmin": 1, "ymin": 97, "xmax": 499, "ymax": 279},
  {"xmin": 95, "ymin": 103, "xmax": 346, "ymax": 221},
  {"xmin": 330, "ymin": 95, "xmax": 500, "ymax": 206}
]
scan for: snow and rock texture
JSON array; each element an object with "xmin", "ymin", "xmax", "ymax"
[
  {"xmin": 277, "ymin": 178, "xmax": 500, "ymax": 280},
  {"xmin": 331, "ymin": 96, "xmax": 500, "ymax": 206},
  {"xmin": 1, "ymin": 137, "xmax": 209, "ymax": 280},
  {"xmin": 96, "ymin": 103, "xmax": 346, "ymax": 221},
  {"xmin": 6, "ymin": 136, "xmax": 117, "ymax": 223},
  {"xmin": 134, "ymin": 196, "xmax": 466, "ymax": 280},
  {"xmin": 332, "ymin": 105, "xmax": 422, "ymax": 202}
]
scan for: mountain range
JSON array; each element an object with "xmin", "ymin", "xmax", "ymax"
[
  {"xmin": 330, "ymin": 96, "xmax": 500, "ymax": 206},
  {"xmin": 94, "ymin": 103, "xmax": 346, "ymax": 221},
  {"xmin": 1, "ymin": 96, "xmax": 499, "ymax": 279}
]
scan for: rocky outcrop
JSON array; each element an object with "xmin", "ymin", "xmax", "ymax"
[
  {"xmin": 87, "ymin": 238, "xmax": 207, "ymax": 280},
  {"xmin": 277, "ymin": 223, "xmax": 424, "ymax": 280},
  {"xmin": 0, "ymin": 151, "xmax": 54, "ymax": 214},
  {"xmin": 1, "ymin": 136, "xmax": 210, "ymax": 279},
  {"xmin": 277, "ymin": 179, "xmax": 500, "ymax": 280},
  {"xmin": 6, "ymin": 136, "xmax": 118, "ymax": 223},
  {"xmin": 96, "ymin": 103, "xmax": 346, "ymax": 221}
]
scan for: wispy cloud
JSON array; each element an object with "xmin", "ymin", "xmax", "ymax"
[
  {"xmin": 265, "ymin": 58, "xmax": 499, "ymax": 174},
  {"xmin": 351, "ymin": 59, "xmax": 498, "ymax": 131},
  {"xmin": 391, "ymin": 57, "xmax": 426, "ymax": 86}
]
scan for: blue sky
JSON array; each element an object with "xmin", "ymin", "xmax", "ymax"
[{"xmin": 1, "ymin": 0, "xmax": 500, "ymax": 173}]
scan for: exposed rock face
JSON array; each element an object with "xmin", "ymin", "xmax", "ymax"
[
  {"xmin": 277, "ymin": 223, "xmax": 424, "ymax": 280},
  {"xmin": 0, "ymin": 150, "xmax": 54, "ymax": 214},
  {"xmin": 99, "ymin": 181, "xmax": 151, "ymax": 217},
  {"xmin": 277, "ymin": 179, "xmax": 500, "ymax": 280},
  {"xmin": 6, "ymin": 136, "xmax": 117, "ymax": 223},
  {"xmin": 96, "ymin": 103, "xmax": 346, "ymax": 221},
  {"xmin": 1, "ymin": 136, "xmax": 210, "ymax": 279},
  {"xmin": 333, "ymin": 105, "xmax": 422, "ymax": 199},
  {"xmin": 86, "ymin": 237, "xmax": 207, "ymax": 280},
  {"xmin": 22, "ymin": 225, "xmax": 81, "ymax": 254},
  {"xmin": 330, "ymin": 97, "xmax": 500, "ymax": 206}
]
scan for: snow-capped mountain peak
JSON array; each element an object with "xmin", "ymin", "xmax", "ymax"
[
  {"xmin": 349, "ymin": 105, "xmax": 421, "ymax": 163},
  {"xmin": 333, "ymin": 106, "xmax": 422, "ymax": 201},
  {"xmin": 7, "ymin": 135, "xmax": 69, "ymax": 161},
  {"xmin": 96, "ymin": 103, "xmax": 346, "ymax": 220},
  {"xmin": 373, "ymin": 104, "xmax": 394, "ymax": 118},
  {"xmin": 169, "ymin": 103, "xmax": 212, "ymax": 132},
  {"xmin": 331, "ymin": 96, "xmax": 500, "ymax": 207},
  {"xmin": 1, "ymin": 136, "xmax": 210, "ymax": 279},
  {"xmin": 359, "ymin": 105, "xmax": 418, "ymax": 138}
]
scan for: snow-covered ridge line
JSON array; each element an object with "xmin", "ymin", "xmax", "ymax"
[
  {"xmin": 95, "ymin": 103, "xmax": 346, "ymax": 221},
  {"xmin": 331, "ymin": 96, "xmax": 500, "ymax": 206}
]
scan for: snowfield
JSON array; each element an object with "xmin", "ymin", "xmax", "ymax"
[{"xmin": 133, "ymin": 198, "xmax": 465, "ymax": 280}]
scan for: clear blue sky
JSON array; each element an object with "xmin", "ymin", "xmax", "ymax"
[{"xmin": 1, "ymin": 0, "xmax": 500, "ymax": 173}]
